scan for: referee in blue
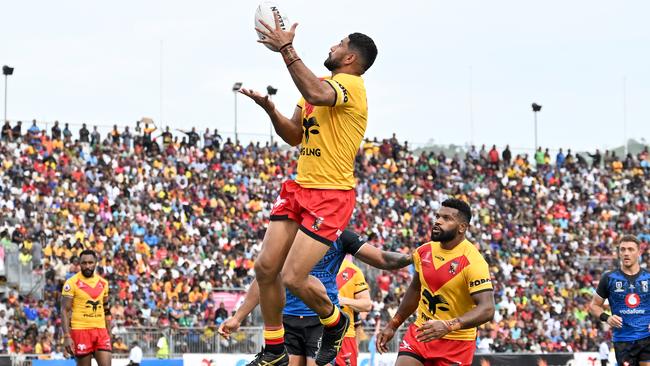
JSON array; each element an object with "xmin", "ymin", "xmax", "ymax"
[{"xmin": 590, "ymin": 235, "xmax": 650, "ymax": 366}]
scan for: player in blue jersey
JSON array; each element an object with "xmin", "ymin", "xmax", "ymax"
[
  {"xmin": 590, "ymin": 235, "xmax": 650, "ymax": 366},
  {"xmin": 219, "ymin": 230, "xmax": 412, "ymax": 366}
]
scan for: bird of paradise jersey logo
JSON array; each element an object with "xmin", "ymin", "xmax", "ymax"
[
  {"xmin": 302, "ymin": 117, "xmax": 320, "ymax": 144},
  {"xmin": 86, "ymin": 300, "xmax": 101, "ymax": 313}
]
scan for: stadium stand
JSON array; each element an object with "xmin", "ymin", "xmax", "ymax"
[{"xmin": 0, "ymin": 120, "xmax": 649, "ymax": 355}]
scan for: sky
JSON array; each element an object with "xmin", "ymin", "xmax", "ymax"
[{"xmin": 1, "ymin": 0, "xmax": 649, "ymax": 152}]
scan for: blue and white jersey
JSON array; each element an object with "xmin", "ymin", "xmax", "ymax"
[
  {"xmin": 283, "ymin": 230, "xmax": 366, "ymax": 316},
  {"xmin": 596, "ymin": 269, "xmax": 650, "ymax": 342}
]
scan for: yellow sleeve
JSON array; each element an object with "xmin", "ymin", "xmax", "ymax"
[
  {"xmin": 352, "ymin": 270, "xmax": 369, "ymax": 295},
  {"xmin": 412, "ymin": 247, "xmax": 422, "ymax": 272},
  {"xmin": 61, "ymin": 279, "xmax": 75, "ymax": 298},
  {"xmin": 324, "ymin": 74, "xmax": 359, "ymax": 108},
  {"xmin": 465, "ymin": 254, "xmax": 493, "ymax": 294},
  {"xmin": 297, "ymin": 97, "xmax": 305, "ymax": 109}
]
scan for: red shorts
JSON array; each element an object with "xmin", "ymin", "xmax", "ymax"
[
  {"xmin": 70, "ymin": 328, "xmax": 112, "ymax": 357},
  {"xmin": 270, "ymin": 180, "xmax": 355, "ymax": 244},
  {"xmin": 335, "ymin": 337, "xmax": 358, "ymax": 366},
  {"xmin": 398, "ymin": 324, "xmax": 475, "ymax": 366}
]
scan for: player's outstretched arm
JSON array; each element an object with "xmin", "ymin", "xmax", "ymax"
[
  {"xmin": 376, "ymin": 272, "xmax": 421, "ymax": 353},
  {"xmin": 239, "ymin": 88, "xmax": 303, "ymax": 146},
  {"xmin": 218, "ymin": 279, "xmax": 261, "ymax": 339},
  {"xmin": 256, "ymin": 15, "xmax": 336, "ymax": 106},
  {"xmin": 354, "ymin": 244, "xmax": 412, "ymax": 270},
  {"xmin": 340, "ymin": 289, "xmax": 372, "ymax": 313}
]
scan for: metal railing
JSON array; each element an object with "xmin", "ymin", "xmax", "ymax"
[
  {"xmin": 0, "ymin": 326, "xmax": 405, "ymax": 359},
  {"xmin": 3, "ymin": 246, "xmax": 44, "ymax": 299}
]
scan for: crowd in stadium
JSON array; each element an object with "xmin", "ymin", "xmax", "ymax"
[{"xmin": 0, "ymin": 119, "xmax": 649, "ymax": 355}]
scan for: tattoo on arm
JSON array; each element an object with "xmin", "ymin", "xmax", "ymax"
[{"xmin": 381, "ymin": 251, "xmax": 412, "ymax": 269}]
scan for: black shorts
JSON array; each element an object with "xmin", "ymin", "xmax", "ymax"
[
  {"xmin": 283, "ymin": 315, "xmax": 323, "ymax": 358},
  {"xmin": 614, "ymin": 336, "xmax": 650, "ymax": 366}
]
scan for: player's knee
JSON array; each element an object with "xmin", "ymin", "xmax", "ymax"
[
  {"xmin": 281, "ymin": 270, "xmax": 304, "ymax": 293},
  {"xmin": 254, "ymin": 259, "xmax": 279, "ymax": 283}
]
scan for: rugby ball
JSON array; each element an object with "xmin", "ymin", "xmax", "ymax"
[{"xmin": 254, "ymin": 1, "xmax": 290, "ymax": 51}]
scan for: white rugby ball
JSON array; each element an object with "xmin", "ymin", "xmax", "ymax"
[{"xmin": 254, "ymin": 1, "xmax": 290, "ymax": 51}]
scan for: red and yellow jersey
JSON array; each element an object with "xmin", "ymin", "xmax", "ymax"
[
  {"xmin": 337, "ymin": 259, "xmax": 369, "ymax": 338},
  {"xmin": 62, "ymin": 272, "xmax": 109, "ymax": 330},
  {"xmin": 296, "ymin": 73, "xmax": 367, "ymax": 190},
  {"xmin": 413, "ymin": 240, "xmax": 492, "ymax": 341}
]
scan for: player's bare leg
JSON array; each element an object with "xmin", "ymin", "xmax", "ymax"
[
  {"xmin": 639, "ymin": 362, "xmax": 650, "ymax": 366},
  {"xmin": 282, "ymin": 231, "xmax": 350, "ymax": 366},
  {"xmin": 256, "ymin": 220, "xmax": 299, "ymax": 326},
  {"xmin": 395, "ymin": 355, "xmax": 424, "ymax": 366},
  {"xmin": 94, "ymin": 350, "xmax": 112, "ymax": 366},
  {"xmin": 75, "ymin": 354, "xmax": 93, "ymax": 366},
  {"xmin": 247, "ymin": 219, "xmax": 299, "ymax": 366}
]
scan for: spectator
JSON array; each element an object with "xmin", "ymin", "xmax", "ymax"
[
  {"xmin": 79, "ymin": 123, "xmax": 90, "ymax": 143},
  {"xmin": 156, "ymin": 334, "xmax": 169, "ymax": 359},
  {"xmin": 62, "ymin": 123, "xmax": 72, "ymax": 143},
  {"xmin": 128, "ymin": 341, "xmax": 143, "ymax": 366},
  {"xmin": 122, "ymin": 126, "xmax": 132, "ymax": 149},
  {"xmin": 11, "ymin": 120, "xmax": 22, "ymax": 141},
  {"xmin": 556, "ymin": 148, "xmax": 565, "ymax": 167},
  {"xmin": 589, "ymin": 149, "xmax": 602, "ymax": 168},
  {"xmin": 91, "ymin": 126, "xmax": 101, "ymax": 146},
  {"xmin": 113, "ymin": 337, "xmax": 129, "ymax": 353},
  {"xmin": 51, "ymin": 121, "xmax": 61, "ymax": 140},
  {"xmin": 111, "ymin": 125, "xmax": 121, "ymax": 145},
  {"xmin": 51, "ymin": 344, "xmax": 65, "ymax": 360},
  {"xmin": 1, "ymin": 121, "xmax": 11, "ymax": 140}
]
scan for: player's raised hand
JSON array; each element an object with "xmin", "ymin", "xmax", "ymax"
[
  {"xmin": 256, "ymin": 11, "xmax": 298, "ymax": 52},
  {"xmin": 376, "ymin": 326, "xmax": 395, "ymax": 354},
  {"xmin": 608, "ymin": 314, "xmax": 623, "ymax": 328},
  {"xmin": 416, "ymin": 320, "xmax": 449, "ymax": 342},
  {"xmin": 217, "ymin": 317, "xmax": 241, "ymax": 339},
  {"xmin": 239, "ymin": 88, "xmax": 275, "ymax": 113}
]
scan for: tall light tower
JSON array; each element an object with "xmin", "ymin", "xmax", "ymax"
[
  {"xmin": 3, "ymin": 65, "xmax": 14, "ymax": 123},
  {"xmin": 232, "ymin": 82, "xmax": 243, "ymax": 144},
  {"xmin": 267, "ymin": 85, "xmax": 278, "ymax": 145},
  {"xmin": 532, "ymin": 102, "xmax": 542, "ymax": 152}
]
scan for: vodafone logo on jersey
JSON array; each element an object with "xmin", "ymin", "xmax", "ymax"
[{"xmin": 625, "ymin": 293, "xmax": 641, "ymax": 308}]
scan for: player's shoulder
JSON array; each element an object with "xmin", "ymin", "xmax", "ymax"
[
  {"xmin": 460, "ymin": 240, "xmax": 485, "ymax": 259},
  {"xmin": 96, "ymin": 274, "xmax": 109, "ymax": 286},
  {"xmin": 412, "ymin": 241, "xmax": 432, "ymax": 260},
  {"xmin": 640, "ymin": 268, "xmax": 650, "ymax": 278},
  {"xmin": 601, "ymin": 269, "xmax": 621, "ymax": 280},
  {"xmin": 64, "ymin": 272, "xmax": 79, "ymax": 285},
  {"xmin": 331, "ymin": 73, "xmax": 365, "ymax": 90},
  {"xmin": 332, "ymin": 72, "xmax": 363, "ymax": 83},
  {"xmin": 415, "ymin": 241, "xmax": 433, "ymax": 252}
]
